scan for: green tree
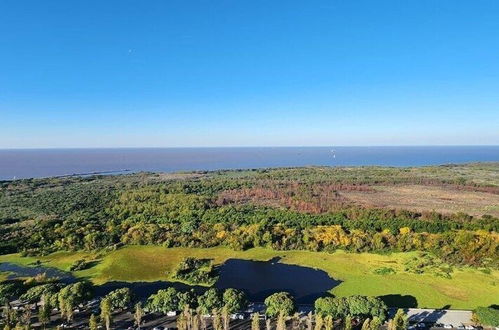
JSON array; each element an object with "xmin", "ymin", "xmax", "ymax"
[
  {"xmin": 58, "ymin": 282, "xmax": 93, "ymax": 322},
  {"xmin": 104, "ymin": 287, "xmax": 132, "ymax": 311},
  {"xmin": 221, "ymin": 306, "xmax": 229, "ymax": 330},
  {"xmin": 277, "ymin": 312, "xmax": 286, "ymax": 330},
  {"xmin": 324, "ymin": 315, "xmax": 333, "ymax": 330},
  {"xmin": 134, "ymin": 302, "xmax": 145, "ymax": 329},
  {"xmin": 212, "ymin": 309, "xmax": 222, "ymax": 330},
  {"xmin": 89, "ymin": 314, "xmax": 98, "ymax": 330},
  {"xmin": 251, "ymin": 313, "xmax": 260, "ymax": 330},
  {"xmin": 100, "ymin": 297, "xmax": 112, "ymax": 330},
  {"xmin": 370, "ymin": 316, "xmax": 382, "ymax": 330},
  {"xmin": 344, "ymin": 315, "xmax": 352, "ymax": 330},
  {"xmin": 147, "ymin": 287, "xmax": 180, "ymax": 313},
  {"xmin": 388, "ymin": 309, "xmax": 408, "ymax": 330},
  {"xmin": 361, "ymin": 318, "xmax": 371, "ymax": 330},
  {"xmin": 314, "ymin": 314, "xmax": 323, "ymax": 330},
  {"xmin": 38, "ymin": 294, "xmax": 51, "ymax": 329},
  {"xmin": 222, "ymin": 288, "xmax": 247, "ymax": 313},
  {"xmin": 475, "ymin": 307, "xmax": 499, "ymax": 327},
  {"xmin": 178, "ymin": 289, "xmax": 197, "ymax": 310},
  {"xmin": 264, "ymin": 292, "xmax": 295, "ymax": 317},
  {"xmin": 197, "ymin": 289, "xmax": 222, "ymax": 315}
]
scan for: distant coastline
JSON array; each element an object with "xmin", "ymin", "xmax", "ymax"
[{"xmin": 0, "ymin": 146, "xmax": 498, "ymax": 180}]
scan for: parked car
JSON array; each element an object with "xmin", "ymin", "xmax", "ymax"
[
  {"xmin": 153, "ymin": 327, "xmax": 165, "ymax": 330},
  {"xmin": 444, "ymin": 325, "xmax": 453, "ymax": 329},
  {"xmin": 416, "ymin": 323, "xmax": 426, "ymax": 328},
  {"xmin": 167, "ymin": 311, "xmax": 178, "ymax": 316},
  {"xmin": 457, "ymin": 325, "xmax": 465, "ymax": 330},
  {"xmin": 465, "ymin": 326, "xmax": 475, "ymax": 330},
  {"xmin": 230, "ymin": 313, "xmax": 245, "ymax": 320}
]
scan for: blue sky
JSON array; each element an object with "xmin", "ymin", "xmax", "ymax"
[{"xmin": 1, "ymin": 0, "xmax": 498, "ymax": 148}]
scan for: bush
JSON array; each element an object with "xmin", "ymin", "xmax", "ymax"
[
  {"xmin": 373, "ymin": 267, "xmax": 396, "ymax": 275},
  {"xmin": 172, "ymin": 257, "xmax": 218, "ymax": 285},
  {"xmin": 264, "ymin": 292, "xmax": 295, "ymax": 317},
  {"xmin": 475, "ymin": 307, "xmax": 499, "ymax": 327}
]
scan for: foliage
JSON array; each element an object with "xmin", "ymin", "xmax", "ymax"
[
  {"xmin": 100, "ymin": 297, "xmax": 112, "ymax": 330},
  {"xmin": 252, "ymin": 312, "xmax": 260, "ymax": 330},
  {"xmin": 172, "ymin": 257, "xmax": 218, "ymax": 285},
  {"xmin": 388, "ymin": 309, "xmax": 408, "ymax": 330},
  {"xmin": 264, "ymin": 292, "xmax": 295, "ymax": 317},
  {"xmin": 373, "ymin": 267, "xmax": 396, "ymax": 275},
  {"xmin": 69, "ymin": 258, "xmax": 92, "ymax": 271},
  {"xmin": 197, "ymin": 288, "xmax": 223, "ymax": 314},
  {"xmin": 19, "ymin": 283, "xmax": 63, "ymax": 303},
  {"xmin": 134, "ymin": 302, "xmax": 145, "ymax": 329},
  {"xmin": 0, "ymin": 282, "xmax": 25, "ymax": 304},
  {"xmin": 475, "ymin": 307, "xmax": 499, "ymax": 327},
  {"xmin": 147, "ymin": 287, "xmax": 180, "ymax": 313},
  {"xmin": 404, "ymin": 253, "xmax": 453, "ymax": 278},
  {"xmin": 57, "ymin": 281, "xmax": 92, "ymax": 321},
  {"xmin": 314, "ymin": 295, "xmax": 387, "ymax": 321},
  {"xmin": 222, "ymin": 288, "xmax": 248, "ymax": 313},
  {"xmin": 103, "ymin": 287, "xmax": 132, "ymax": 310},
  {"xmin": 0, "ymin": 165, "xmax": 498, "ymax": 269},
  {"xmin": 89, "ymin": 313, "xmax": 98, "ymax": 330}
]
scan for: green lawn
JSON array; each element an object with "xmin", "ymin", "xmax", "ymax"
[{"xmin": 1, "ymin": 246, "xmax": 497, "ymax": 309}]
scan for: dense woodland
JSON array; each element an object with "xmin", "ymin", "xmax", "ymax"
[{"xmin": 0, "ymin": 164, "xmax": 498, "ymax": 268}]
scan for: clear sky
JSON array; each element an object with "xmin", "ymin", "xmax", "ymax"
[{"xmin": 1, "ymin": 0, "xmax": 498, "ymax": 148}]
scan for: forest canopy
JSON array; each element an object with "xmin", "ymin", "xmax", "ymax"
[{"xmin": 0, "ymin": 164, "xmax": 498, "ymax": 267}]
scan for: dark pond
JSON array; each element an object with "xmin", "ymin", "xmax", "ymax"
[
  {"xmin": 0, "ymin": 258, "xmax": 340, "ymax": 304},
  {"xmin": 215, "ymin": 258, "xmax": 340, "ymax": 304},
  {"xmin": 0, "ymin": 262, "xmax": 76, "ymax": 283}
]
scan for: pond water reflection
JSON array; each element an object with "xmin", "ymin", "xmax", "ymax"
[
  {"xmin": 215, "ymin": 258, "xmax": 340, "ymax": 303},
  {"xmin": 1, "ymin": 258, "xmax": 340, "ymax": 304}
]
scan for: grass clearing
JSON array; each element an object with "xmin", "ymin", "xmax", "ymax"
[
  {"xmin": 342, "ymin": 185, "xmax": 499, "ymax": 216},
  {"xmin": 1, "ymin": 246, "xmax": 497, "ymax": 309}
]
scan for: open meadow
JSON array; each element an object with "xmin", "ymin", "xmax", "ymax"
[{"xmin": 1, "ymin": 246, "xmax": 497, "ymax": 310}]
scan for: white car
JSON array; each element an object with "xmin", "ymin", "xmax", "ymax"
[
  {"xmin": 465, "ymin": 326, "xmax": 475, "ymax": 330},
  {"xmin": 166, "ymin": 311, "xmax": 178, "ymax": 316},
  {"xmin": 444, "ymin": 325, "xmax": 453, "ymax": 329},
  {"xmin": 230, "ymin": 313, "xmax": 245, "ymax": 320}
]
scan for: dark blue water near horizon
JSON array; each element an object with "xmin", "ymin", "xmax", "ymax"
[{"xmin": 0, "ymin": 146, "xmax": 498, "ymax": 180}]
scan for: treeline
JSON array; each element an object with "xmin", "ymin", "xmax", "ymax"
[
  {"xmin": 0, "ymin": 169, "xmax": 498, "ymax": 268},
  {"xmin": 1, "ymin": 275, "xmax": 392, "ymax": 330}
]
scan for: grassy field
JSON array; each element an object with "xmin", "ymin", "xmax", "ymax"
[
  {"xmin": 1, "ymin": 246, "xmax": 497, "ymax": 309},
  {"xmin": 342, "ymin": 185, "xmax": 499, "ymax": 217}
]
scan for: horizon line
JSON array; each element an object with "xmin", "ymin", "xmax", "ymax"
[{"xmin": 1, "ymin": 144, "xmax": 499, "ymax": 150}]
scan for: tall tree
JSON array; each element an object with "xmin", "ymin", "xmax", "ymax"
[
  {"xmin": 221, "ymin": 306, "xmax": 230, "ymax": 330},
  {"xmin": 306, "ymin": 312, "xmax": 313, "ymax": 330},
  {"xmin": 89, "ymin": 314, "xmax": 98, "ymax": 330},
  {"xmin": 370, "ymin": 316, "xmax": 382, "ymax": 330},
  {"xmin": 361, "ymin": 318, "xmax": 371, "ymax": 330},
  {"xmin": 324, "ymin": 315, "xmax": 333, "ymax": 330},
  {"xmin": 100, "ymin": 298, "xmax": 112, "ymax": 330},
  {"xmin": 134, "ymin": 302, "xmax": 145, "ymax": 330},
  {"xmin": 222, "ymin": 289, "xmax": 247, "ymax": 314},
  {"xmin": 265, "ymin": 319, "xmax": 272, "ymax": 330},
  {"xmin": 264, "ymin": 292, "xmax": 295, "ymax": 317},
  {"xmin": 388, "ymin": 309, "xmax": 408, "ymax": 330},
  {"xmin": 277, "ymin": 312, "xmax": 286, "ymax": 330},
  {"xmin": 251, "ymin": 313, "xmax": 260, "ymax": 330},
  {"xmin": 212, "ymin": 309, "xmax": 222, "ymax": 330},
  {"xmin": 314, "ymin": 314, "xmax": 324, "ymax": 330},
  {"xmin": 38, "ymin": 294, "xmax": 51, "ymax": 329}
]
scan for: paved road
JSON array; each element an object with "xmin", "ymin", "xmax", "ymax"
[{"xmin": 389, "ymin": 308, "xmax": 473, "ymax": 327}]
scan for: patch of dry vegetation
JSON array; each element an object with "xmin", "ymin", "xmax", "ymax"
[{"xmin": 341, "ymin": 185, "xmax": 499, "ymax": 217}]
